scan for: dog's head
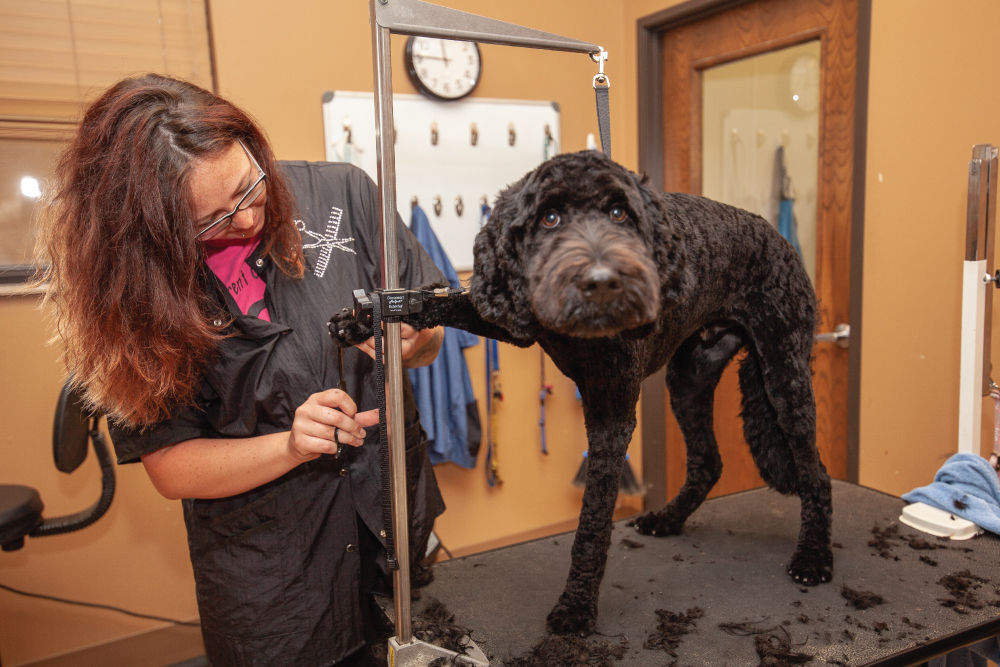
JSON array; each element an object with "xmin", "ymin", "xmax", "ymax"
[{"xmin": 471, "ymin": 150, "xmax": 685, "ymax": 339}]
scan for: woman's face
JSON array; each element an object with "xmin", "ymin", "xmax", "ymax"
[{"xmin": 188, "ymin": 140, "xmax": 267, "ymax": 242}]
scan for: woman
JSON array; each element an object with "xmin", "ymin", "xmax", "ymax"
[{"xmin": 38, "ymin": 73, "xmax": 446, "ymax": 665}]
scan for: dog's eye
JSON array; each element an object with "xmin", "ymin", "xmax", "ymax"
[
  {"xmin": 610, "ymin": 206, "xmax": 629, "ymax": 223},
  {"xmin": 540, "ymin": 209, "xmax": 561, "ymax": 228}
]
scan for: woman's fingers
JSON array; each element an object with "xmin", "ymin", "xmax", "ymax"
[
  {"xmin": 355, "ymin": 408, "xmax": 380, "ymax": 428},
  {"xmin": 288, "ymin": 389, "xmax": 373, "ymax": 459}
]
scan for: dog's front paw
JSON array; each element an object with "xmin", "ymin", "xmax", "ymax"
[
  {"xmin": 787, "ymin": 544, "xmax": 833, "ymax": 586},
  {"xmin": 546, "ymin": 596, "xmax": 597, "ymax": 637},
  {"xmin": 627, "ymin": 510, "xmax": 684, "ymax": 537},
  {"xmin": 328, "ymin": 307, "xmax": 374, "ymax": 348}
]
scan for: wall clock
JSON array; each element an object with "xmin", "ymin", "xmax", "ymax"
[{"xmin": 404, "ymin": 36, "xmax": 482, "ymax": 101}]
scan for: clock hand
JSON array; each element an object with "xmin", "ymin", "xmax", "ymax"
[{"xmin": 439, "ymin": 40, "xmax": 450, "ymax": 65}]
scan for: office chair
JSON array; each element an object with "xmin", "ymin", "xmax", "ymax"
[{"xmin": 0, "ymin": 381, "xmax": 115, "ymax": 551}]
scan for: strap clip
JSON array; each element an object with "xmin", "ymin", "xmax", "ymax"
[{"xmin": 592, "ymin": 48, "xmax": 610, "ymax": 88}]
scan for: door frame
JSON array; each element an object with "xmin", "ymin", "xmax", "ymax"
[{"xmin": 635, "ymin": 0, "xmax": 871, "ymax": 510}]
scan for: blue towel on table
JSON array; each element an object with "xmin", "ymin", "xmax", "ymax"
[{"xmin": 901, "ymin": 453, "xmax": 1000, "ymax": 535}]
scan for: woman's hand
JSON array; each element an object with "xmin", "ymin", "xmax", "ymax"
[
  {"xmin": 141, "ymin": 388, "xmax": 380, "ymax": 500},
  {"xmin": 287, "ymin": 388, "xmax": 379, "ymax": 461},
  {"xmin": 355, "ymin": 323, "xmax": 443, "ymax": 368}
]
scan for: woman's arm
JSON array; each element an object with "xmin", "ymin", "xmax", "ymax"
[
  {"xmin": 141, "ymin": 388, "xmax": 379, "ymax": 500},
  {"xmin": 402, "ymin": 324, "xmax": 443, "ymax": 368},
  {"xmin": 354, "ymin": 323, "xmax": 444, "ymax": 369}
]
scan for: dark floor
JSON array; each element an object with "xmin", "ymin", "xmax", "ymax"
[{"xmin": 413, "ymin": 480, "xmax": 1000, "ymax": 666}]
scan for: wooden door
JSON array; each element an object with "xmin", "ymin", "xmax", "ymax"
[{"xmin": 641, "ymin": 0, "xmax": 863, "ymax": 501}]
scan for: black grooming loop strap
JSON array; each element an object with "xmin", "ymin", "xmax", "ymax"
[
  {"xmin": 362, "ymin": 286, "xmax": 467, "ymax": 571},
  {"xmin": 592, "ymin": 48, "xmax": 611, "ymax": 157},
  {"xmin": 371, "ymin": 295, "xmax": 398, "ymax": 570}
]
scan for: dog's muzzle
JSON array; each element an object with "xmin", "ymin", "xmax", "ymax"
[{"xmin": 528, "ymin": 217, "xmax": 660, "ymax": 338}]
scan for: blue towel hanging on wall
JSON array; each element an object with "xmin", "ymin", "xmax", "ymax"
[
  {"xmin": 408, "ymin": 204, "xmax": 482, "ymax": 468},
  {"xmin": 776, "ymin": 145, "xmax": 803, "ymax": 256}
]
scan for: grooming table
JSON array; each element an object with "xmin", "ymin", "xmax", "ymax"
[{"xmin": 417, "ymin": 481, "xmax": 1000, "ymax": 665}]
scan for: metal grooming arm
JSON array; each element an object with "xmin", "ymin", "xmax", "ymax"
[
  {"xmin": 958, "ymin": 144, "xmax": 997, "ymax": 453},
  {"xmin": 367, "ymin": 0, "xmax": 603, "ymax": 662}
]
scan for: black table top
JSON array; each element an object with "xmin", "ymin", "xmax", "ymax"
[{"xmin": 414, "ymin": 480, "xmax": 1000, "ymax": 665}]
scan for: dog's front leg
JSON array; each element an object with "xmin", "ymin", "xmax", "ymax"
[
  {"xmin": 406, "ymin": 288, "xmax": 532, "ymax": 346},
  {"xmin": 546, "ymin": 404, "xmax": 635, "ymax": 637},
  {"xmin": 329, "ymin": 287, "xmax": 532, "ymax": 349}
]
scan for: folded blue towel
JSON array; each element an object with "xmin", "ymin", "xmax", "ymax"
[{"xmin": 902, "ymin": 453, "xmax": 1000, "ymax": 535}]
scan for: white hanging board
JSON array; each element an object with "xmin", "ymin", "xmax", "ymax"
[{"xmin": 322, "ymin": 91, "xmax": 560, "ymax": 270}]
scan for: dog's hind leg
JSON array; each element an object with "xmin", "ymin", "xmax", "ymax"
[
  {"xmin": 739, "ymin": 349, "xmax": 833, "ymax": 585},
  {"xmin": 629, "ymin": 324, "xmax": 744, "ymax": 537}
]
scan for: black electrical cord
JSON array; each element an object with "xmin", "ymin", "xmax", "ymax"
[{"xmin": 0, "ymin": 582, "xmax": 200, "ymax": 627}]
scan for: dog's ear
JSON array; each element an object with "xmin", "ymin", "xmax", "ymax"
[
  {"xmin": 630, "ymin": 170, "xmax": 689, "ymax": 311},
  {"xmin": 469, "ymin": 179, "xmax": 541, "ymax": 341}
]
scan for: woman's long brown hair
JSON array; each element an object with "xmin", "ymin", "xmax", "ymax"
[{"xmin": 37, "ymin": 74, "xmax": 304, "ymax": 429}]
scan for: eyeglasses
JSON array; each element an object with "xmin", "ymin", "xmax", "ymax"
[{"xmin": 194, "ymin": 140, "xmax": 267, "ymax": 240}]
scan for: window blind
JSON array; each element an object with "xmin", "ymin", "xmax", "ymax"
[{"xmin": 0, "ymin": 0, "xmax": 214, "ymax": 122}]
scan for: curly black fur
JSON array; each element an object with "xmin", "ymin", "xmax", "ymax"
[{"xmin": 331, "ymin": 150, "xmax": 833, "ymax": 637}]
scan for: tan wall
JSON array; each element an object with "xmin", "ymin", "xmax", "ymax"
[
  {"xmin": 857, "ymin": 0, "xmax": 1000, "ymax": 494},
  {"xmin": 0, "ymin": 298, "xmax": 198, "ymax": 664},
  {"xmin": 4, "ymin": 0, "xmax": 1000, "ymax": 663}
]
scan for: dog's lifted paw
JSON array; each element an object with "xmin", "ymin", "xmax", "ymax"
[
  {"xmin": 328, "ymin": 307, "xmax": 374, "ymax": 348},
  {"xmin": 627, "ymin": 510, "xmax": 684, "ymax": 537},
  {"xmin": 787, "ymin": 545, "xmax": 833, "ymax": 586},
  {"xmin": 546, "ymin": 597, "xmax": 597, "ymax": 637}
]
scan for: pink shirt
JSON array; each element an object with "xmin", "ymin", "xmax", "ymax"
[{"xmin": 204, "ymin": 238, "xmax": 270, "ymax": 321}]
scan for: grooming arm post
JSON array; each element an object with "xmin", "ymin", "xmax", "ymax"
[
  {"xmin": 374, "ymin": 0, "xmax": 601, "ymax": 53},
  {"xmin": 958, "ymin": 145, "xmax": 998, "ymax": 454},
  {"xmin": 369, "ymin": 2, "xmax": 415, "ymax": 647}
]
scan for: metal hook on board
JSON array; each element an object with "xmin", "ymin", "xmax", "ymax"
[
  {"xmin": 410, "ymin": 195, "xmax": 419, "ymax": 210},
  {"xmin": 433, "ymin": 195, "xmax": 442, "ymax": 217},
  {"xmin": 543, "ymin": 123, "xmax": 557, "ymax": 159},
  {"xmin": 431, "ymin": 121, "xmax": 439, "ymax": 146},
  {"xmin": 471, "ymin": 123, "xmax": 479, "ymax": 146},
  {"xmin": 508, "ymin": 123, "xmax": 516, "ymax": 147},
  {"xmin": 455, "ymin": 195, "xmax": 464, "ymax": 217}
]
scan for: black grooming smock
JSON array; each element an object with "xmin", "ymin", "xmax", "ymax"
[{"xmin": 110, "ymin": 162, "xmax": 446, "ymax": 665}]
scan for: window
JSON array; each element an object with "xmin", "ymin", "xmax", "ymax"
[{"xmin": 0, "ymin": 0, "xmax": 214, "ymax": 284}]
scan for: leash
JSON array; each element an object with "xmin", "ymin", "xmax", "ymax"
[
  {"xmin": 485, "ymin": 338, "xmax": 503, "ymax": 486},
  {"xmin": 539, "ymin": 353, "xmax": 552, "ymax": 455},
  {"xmin": 477, "ymin": 201, "xmax": 503, "ymax": 487}
]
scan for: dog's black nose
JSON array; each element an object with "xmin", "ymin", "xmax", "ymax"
[{"xmin": 580, "ymin": 266, "xmax": 622, "ymax": 302}]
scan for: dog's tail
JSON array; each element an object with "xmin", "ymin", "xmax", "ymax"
[
  {"xmin": 572, "ymin": 451, "xmax": 646, "ymax": 496},
  {"xmin": 738, "ymin": 353, "xmax": 799, "ymax": 495}
]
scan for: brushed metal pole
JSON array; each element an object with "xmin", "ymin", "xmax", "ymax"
[
  {"xmin": 375, "ymin": 0, "xmax": 601, "ymax": 53},
  {"xmin": 369, "ymin": 0, "xmax": 412, "ymax": 644}
]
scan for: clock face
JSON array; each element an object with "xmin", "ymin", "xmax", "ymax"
[{"xmin": 405, "ymin": 36, "xmax": 482, "ymax": 101}]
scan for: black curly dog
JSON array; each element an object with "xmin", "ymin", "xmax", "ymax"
[{"xmin": 332, "ymin": 150, "xmax": 833, "ymax": 636}]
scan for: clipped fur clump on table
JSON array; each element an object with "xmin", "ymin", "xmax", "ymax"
[{"xmin": 332, "ymin": 150, "xmax": 833, "ymax": 637}]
